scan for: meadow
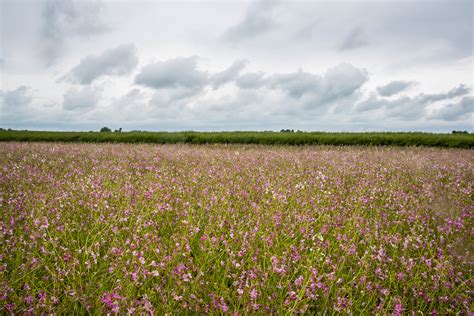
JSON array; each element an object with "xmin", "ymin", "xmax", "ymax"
[
  {"xmin": 0, "ymin": 130, "xmax": 473, "ymax": 148},
  {"xmin": 1, "ymin": 143, "xmax": 472, "ymax": 314}
]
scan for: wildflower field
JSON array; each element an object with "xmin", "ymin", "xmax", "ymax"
[{"xmin": 1, "ymin": 143, "xmax": 472, "ymax": 314}]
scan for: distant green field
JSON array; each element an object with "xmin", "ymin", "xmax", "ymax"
[{"xmin": 0, "ymin": 130, "xmax": 472, "ymax": 148}]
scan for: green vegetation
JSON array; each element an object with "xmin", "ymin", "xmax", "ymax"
[
  {"xmin": 1, "ymin": 143, "xmax": 472, "ymax": 313},
  {"xmin": 100, "ymin": 126, "xmax": 112, "ymax": 132},
  {"xmin": 0, "ymin": 130, "xmax": 472, "ymax": 148}
]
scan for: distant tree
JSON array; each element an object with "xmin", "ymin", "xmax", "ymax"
[
  {"xmin": 100, "ymin": 127, "xmax": 112, "ymax": 132},
  {"xmin": 114, "ymin": 128, "xmax": 122, "ymax": 132},
  {"xmin": 452, "ymin": 130, "xmax": 468, "ymax": 134}
]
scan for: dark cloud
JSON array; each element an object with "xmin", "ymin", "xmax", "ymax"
[
  {"xmin": 339, "ymin": 26, "xmax": 369, "ymax": 51},
  {"xmin": 377, "ymin": 81, "xmax": 415, "ymax": 97},
  {"xmin": 210, "ymin": 60, "xmax": 247, "ymax": 88},
  {"xmin": 429, "ymin": 96, "xmax": 474, "ymax": 121},
  {"xmin": 135, "ymin": 57, "xmax": 208, "ymax": 90},
  {"xmin": 63, "ymin": 86, "xmax": 100, "ymax": 111},
  {"xmin": 223, "ymin": 0, "xmax": 279, "ymax": 42},
  {"xmin": 40, "ymin": 0, "xmax": 107, "ymax": 65},
  {"xmin": 62, "ymin": 44, "xmax": 138, "ymax": 84}
]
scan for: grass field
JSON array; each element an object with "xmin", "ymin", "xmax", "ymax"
[
  {"xmin": 1, "ymin": 142, "xmax": 472, "ymax": 314},
  {"xmin": 0, "ymin": 130, "xmax": 473, "ymax": 148}
]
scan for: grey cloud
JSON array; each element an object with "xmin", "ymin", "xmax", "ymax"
[
  {"xmin": 223, "ymin": 0, "xmax": 279, "ymax": 42},
  {"xmin": 355, "ymin": 94, "xmax": 386, "ymax": 112},
  {"xmin": 0, "ymin": 86, "xmax": 33, "ymax": 109},
  {"xmin": 355, "ymin": 83, "xmax": 473, "ymax": 120},
  {"xmin": 147, "ymin": 89, "xmax": 195, "ymax": 121},
  {"xmin": 210, "ymin": 60, "xmax": 247, "ymax": 88},
  {"xmin": 107, "ymin": 89, "xmax": 151, "ymax": 121},
  {"xmin": 418, "ymin": 84, "xmax": 471, "ymax": 103},
  {"xmin": 63, "ymin": 44, "xmax": 138, "ymax": 84},
  {"xmin": 354, "ymin": 95, "xmax": 413, "ymax": 116},
  {"xmin": 268, "ymin": 63, "xmax": 368, "ymax": 105},
  {"xmin": 378, "ymin": 1, "xmax": 473, "ymax": 61},
  {"xmin": 269, "ymin": 71, "xmax": 321, "ymax": 99},
  {"xmin": 166, "ymin": 87, "xmax": 204, "ymax": 100},
  {"xmin": 63, "ymin": 86, "xmax": 100, "ymax": 111},
  {"xmin": 147, "ymin": 86, "xmax": 205, "ymax": 117},
  {"xmin": 223, "ymin": 1, "xmax": 471, "ymax": 64},
  {"xmin": 0, "ymin": 86, "xmax": 35, "ymax": 123},
  {"xmin": 136, "ymin": 58, "xmax": 367, "ymax": 109},
  {"xmin": 235, "ymin": 63, "xmax": 368, "ymax": 108},
  {"xmin": 115, "ymin": 88, "xmax": 146, "ymax": 104},
  {"xmin": 430, "ymin": 96, "xmax": 474, "ymax": 121},
  {"xmin": 135, "ymin": 57, "xmax": 208, "ymax": 90},
  {"xmin": 236, "ymin": 72, "xmax": 267, "ymax": 89},
  {"xmin": 385, "ymin": 96, "xmax": 427, "ymax": 120},
  {"xmin": 113, "ymin": 89, "xmax": 148, "ymax": 110},
  {"xmin": 355, "ymin": 94, "xmax": 428, "ymax": 120},
  {"xmin": 339, "ymin": 26, "xmax": 369, "ymax": 51},
  {"xmin": 377, "ymin": 81, "xmax": 415, "ymax": 97},
  {"xmin": 294, "ymin": 20, "xmax": 321, "ymax": 40},
  {"xmin": 446, "ymin": 84, "xmax": 471, "ymax": 98},
  {"xmin": 321, "ymin": 63, "xmax": 368, "ymax": 102},
  {"xmin": 40, "ymin": 0, "xmax": 107, "ymax": 65}
]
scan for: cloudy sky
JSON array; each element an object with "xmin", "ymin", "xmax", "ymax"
[{"xmin": 1, "ymin": 0, "xmax": 473, "ymax": 132}]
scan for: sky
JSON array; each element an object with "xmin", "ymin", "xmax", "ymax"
[{"xmin": 0, "ymin": 0, "xmax": 473, "ymax": 132}]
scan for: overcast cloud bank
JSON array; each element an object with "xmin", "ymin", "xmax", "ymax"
[{"xmin": 1, "ymin": 0, "xmax": 472, "ymax": 131}]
